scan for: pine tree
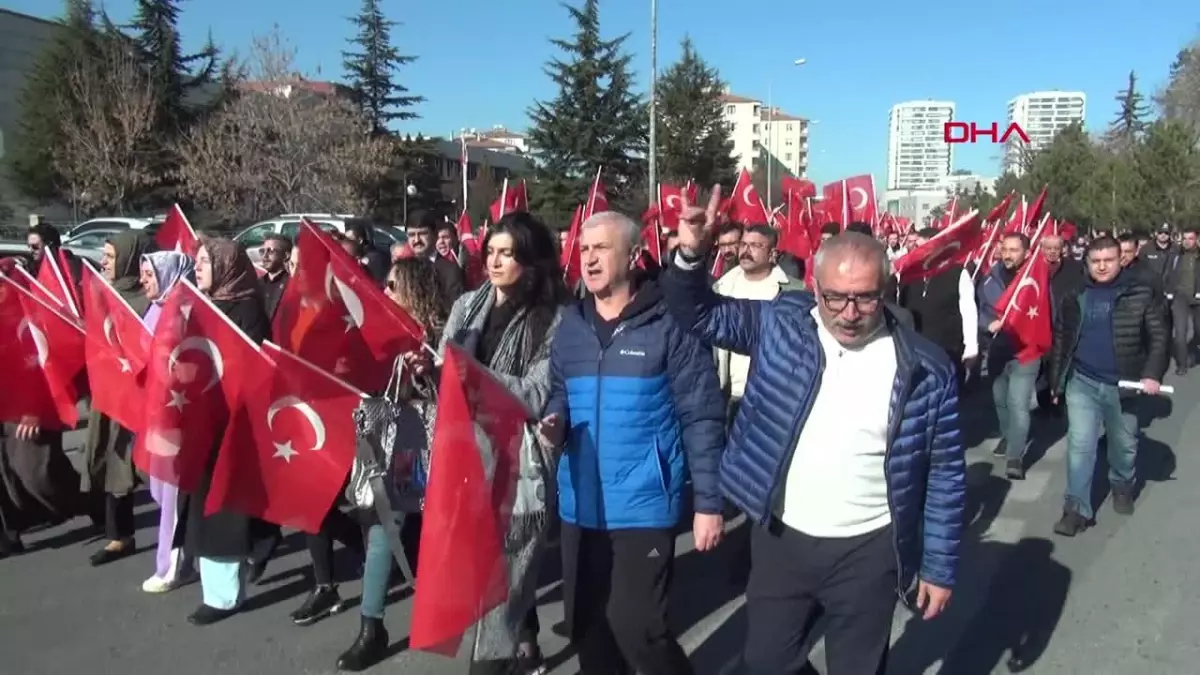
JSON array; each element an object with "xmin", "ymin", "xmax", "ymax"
[
  {"xmin": 655, "ymin": 37, "xmax": 736, "ymax": 187},
  {"xmin": 342, "ymin": 0, "xmax": 423, "ymax": 136},
  {"xmin": 126, "ymin": 0, "xmax": 222, "ymax": 129},
  {"xmin": 527, "ymin": 0, "xmax": 648, "ymax": 223},
  {"xmin": 1108, "ymin": 71, "xmax": 1151, "ymax": 146},
  {"xmin": 8, "ymin": 0, "xmax": 101, "ymax": 203}
]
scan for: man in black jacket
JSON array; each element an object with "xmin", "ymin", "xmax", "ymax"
[
  {"xmin": 1137, "ymin": 223, "xmax": 1174, "ymax": 283},
  {"xmin": 1048, "ymin": 237, "xmax": 1168, "ymax": 536},
  {"xmin": 1163, "ymin": 227, "xmax": 1200, "ymax": 374},
  {"xmin": 258, "ymin": 235, "xmax": 291, "ymax": 319},
  {"xmin": 344, "ymin": 220, "xmax": 390, "ymax": 284},
  {"xmin": 405, "ymin": 210, "xmax": 465, "ymax": 305}
]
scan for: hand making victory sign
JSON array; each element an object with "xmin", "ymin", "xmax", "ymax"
[{"xmin": 675, "ymin": 184, "xmax": 724, "ymax": 258}]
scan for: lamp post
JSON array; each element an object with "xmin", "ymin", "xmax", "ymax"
[
  {"xmin": 647, "ymin": 0, "xmax": 659, "ymax": 205},
  {"xmin": 766, "ymin": 58, "xmax": 807, "ymax": 210}
]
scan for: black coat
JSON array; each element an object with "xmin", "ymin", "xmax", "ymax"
[
  {"xmin": 432, "ymin": 255, "xmax": 466, "ymax": 306},
  {"xmin": 1049, "ymin": 277, "xmax": 1169, "ymax": 396},
  {"xmin": 174, "ymin": 295, "xmax": 276, "ymax": 559}
]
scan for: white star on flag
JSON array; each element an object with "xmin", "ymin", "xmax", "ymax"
[
  {"xmin": 1026, "ymin": 306, "xmax": 1039, "ymax": 319},
  {"xmin": 273, "ymin": 440, "xmax": 298, "ymax": 462},
  {"xmin": 167, "ymin": 389, "xmax": 189, "ymax": 411},
  {"xmin": 342, "ymin": 313, "xmax": 356, "ymax": 332},
  {"xmin": 180, "ymin": 304, "xmax": 193, "ymax": 322},
  {"xmin": 118, "ymin": 357, "xmax": 132, "ymax": 373},
  {"xmin": 25, "ymin": 355, "xmax": 39, "ymax": 369}
]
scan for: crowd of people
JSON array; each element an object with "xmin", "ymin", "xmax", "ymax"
[{"xmin": 0, "ymin": 187, "xmax": 1185, "ymax": 675}]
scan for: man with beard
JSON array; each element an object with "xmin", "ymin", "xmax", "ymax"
[
  {"xmin": 713, "ymin": 225, "xmax": 805, "ymax": 415},
  {"xmin": 977, "ymin": 233, "xmax": 1037, "ymax": 480},
  {"xmin": 258, "ymin": 235, "xmax": 291, "ymax": 319},
  {"xmin": 711, "ymin": 222, "xmax": 743, "ymax": 282},
  {"xmin": 1138, "ymin": 223, "xmax": 1174, "ymax": 284},
  {"xmin": 662, "ymin": 202, "xmax": 964, "ymax": 675},
  {"xmin": 1164, "ymin": 227, "xmax": 1200, "ymax": 374}
]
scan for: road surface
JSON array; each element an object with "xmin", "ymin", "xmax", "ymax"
[{"xmin": 1, "ymin": 372, "xmax": 1197, "ymax": 674}]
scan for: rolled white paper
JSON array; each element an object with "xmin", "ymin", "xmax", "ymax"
[{"xmin": 1118, "ymin": 380, "xmax": 1174, "ymax": 395}]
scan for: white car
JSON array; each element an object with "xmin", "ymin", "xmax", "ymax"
[
  {"xmin": 64, "ymin": 217, "xmax": 156, "ymax": 240},
  {"xmin": 234, "ymin": 214, "xmax": 404, "ymax": 265}
]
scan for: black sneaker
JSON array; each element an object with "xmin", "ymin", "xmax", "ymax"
[
  {"xmin": 1111, "ymin": 486, "xmax": 1135, "ymax": 515},
  {"xmin": 290, "ymin": 585, "xmax": 345, "ymax": 626},
  {"xmin": 1005, "ymin": 458, "xmax": 1025, "ymax": 480},
  {"xmin": 516, "ymin": 644, "xmax": 546, "ymax": 675},
  {"xmin": 0, "ymin": 535, "xmax": 25, "ymax": 560},
  {"xmin": 991, "ymin": 440, "xmax": 1007, "ymax": 457},
  {"xmin": 1053, "ymin": 510, "xmax": 1090, "ymax": 537}
]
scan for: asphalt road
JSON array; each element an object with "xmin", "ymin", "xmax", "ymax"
[{"xmin": 2, "ymin": 371, "xmax": 1197, "ymax": 675}]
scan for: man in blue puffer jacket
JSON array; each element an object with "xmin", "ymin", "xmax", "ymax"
[
  {"xmin": 540, "ymin": 211, "xmax": 725, "ymax": 675},
  {"xmin": 659, "ymin": 188, "xmax": 966, "ymax": 675}
]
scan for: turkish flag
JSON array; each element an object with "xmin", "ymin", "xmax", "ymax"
[
  {"xmin": 893, "ymin": 210, "xmax": 984, "ymax": 284},
  {"xmin": 842, "ymin": 174, "xmax": 878, "ymax": 226},
  {"xmin": 453, "ymin": 211, "xmax": 486, "ymax": 290},
  {"xmin": 559, "ymin": 205, "xmax": 583, "ymax": 290},
  {"xmin": 781, "ymin": 175, "xmax": 817, "ymax": 201},
  {"xmin": 583, "ymin": 169, "xmax": 609, "ymax": 220},
  {"xmin": 206, "ymin": 341, "xmax": 363, "ymax": 532},
  {"xmin": 81, "ymin": 263, "xmax": 152, "ymax": 430},
  {"xmin": 778, "ymin": 190, "xmax": 815, "ymax": 262},
  {"xmin": 0, "ymin": 273, "xmax": 87, "ymax": 428},
  {"xmin": 36, "ymin": 249, "xmax": 81, "ymax": 318},
  {"xmin": 132, "ymin": 280, "xmax": 261, "ymax": 491},
  {"xmin": 725, "ymin": 168, "xmax": 770, "ymax": 225},
  {"xmin": 11, "ymin": 265, "xmax": 67, "ymax": 311},
  {"xmin": 272, "ymin": 220, "xmax": 426, "ymax": 392},
  {"xmin": 488, "ymin": 179, "xmax": 529, "ymax": 222},
  {"xmin": 656, "ymin": 182, "xmax": 697, "ymax": 230},
  {"xmin": 410, "ymin": 343, "xmax": 531, "ymax": 656},
  {"xmin": 155, "ymin": 204, "xmax": 201, "ymax": 255},
  {"xmin": 994, "ymin": 251, "xmax": 1053, "ymax": 364}
]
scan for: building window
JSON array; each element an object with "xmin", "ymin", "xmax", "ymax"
[
  {"xmin": 785, "ymin": 153, "xmax": 793, "ymax": 161},
  {"xmin": 725, "ymin": 105, "xmax": 735, "ymax": 115},
  {"xmin": 752, "ymin": 124, "xmax": 759, "ymax": 134},
  {"xmin": 753, "ymin": 105, "xmax": 760, "ymax": 116},
  {"xmin": 785, "ymin": 138, "xmax": 794, "ymax": 146},
  {"xmin": 786, "ymin": 124, "xmax": 793, "ymax": 132}
]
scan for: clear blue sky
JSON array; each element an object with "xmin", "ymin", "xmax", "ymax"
[{"xmin": 13, "ymin": 0, "xmax": 1198, "ymax": 188}]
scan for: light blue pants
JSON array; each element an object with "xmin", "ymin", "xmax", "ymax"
[
  {"xmin": 360, "ymin": 524, "xmax": 391, "ymax": 619},
  {"xmin": 199, "ymin": 556, "xmax": 244, "ymax": 610},
  {"xmin": 1064, "ymin": 371, "xmax": 1140, "ymax": 520},
  {"xmin": 991, "ymin": 357, "xmax": 1040, "ymax": 459}
]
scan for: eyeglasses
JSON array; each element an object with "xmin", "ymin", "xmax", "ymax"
[
  {"xmin": 821, "ymin": 291, "xmax": 882, "ymax": 314},
  {"xmin": 740, "ymin": 241, "xmax": 769, "ymax": 252}
]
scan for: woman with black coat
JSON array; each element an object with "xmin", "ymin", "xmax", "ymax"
[{"xmin": 176, "ymin": 237, "xmax": 280, "ymax": 626}]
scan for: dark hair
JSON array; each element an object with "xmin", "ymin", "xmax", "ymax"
[
  {"xmin": 345, "ymin": 220, "xmax": 371, "ymax": 245},
  {"xmin": 820, "ymin": 222, "xmax": 841, "ymax": 236},
  {"xmin": 405, "ymin": 209, "xmax": 439, "ymax": 232},
  {"xmin": 1002, "ymin": 232, "xmax": 1031, "ymax": 250},
  {"xmin": 1185, "ymin": 227, "xmax": 1199, "ymax": 236},
  {"xmin": 29, "ymin": 223, "xmax": 62, "ymax": 249},
  {"xmin": 1087, "ymin": 236, "xmax": 1120, "ymax": 256},
  {"xmin": 483, "ymin": 212, "xmax": 570, "ymax": 358},
  {"xmin": 1117, "ymin": 233, "xmax": 1138, "ymax": 245},
  {"xmin": 915, "ymin": 227, "xmax": 939, "ymax": 240},
  {"xmin": 845, "ymin": 221, "xmax": 873, "ymax": 236},
  {"xmin": 718, "ymin": 222, "xmax": 744, "ymax": 238},
  {"xmin": 434, "ymin": 220, "xmax": 458, "ymax": 239},
  {"xmin": 264, "ymin": 234, "xmax": 293, "ymax": 254},
  {"xmin": 387, "ymin": 258, "xmax": 448, "ymax": 336},
  {"xmin": 744, "ymin": 224, "xmax": 778, "ymax": 248}
]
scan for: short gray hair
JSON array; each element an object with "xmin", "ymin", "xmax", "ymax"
[
  {"xmin": 581, "ymin": 210, "xmax": 641, "ymax": 254},
  {"xmin": 813, "ymin": 232, "xmax": 890, "ymax": 284}
]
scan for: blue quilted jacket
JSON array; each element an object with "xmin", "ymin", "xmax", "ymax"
[
  {"xmin": 544, "ymin": 282, "xmax": 726, "ymax": 530},
  {"xmin": 661, "ymin": 262, "xmax": 966, "ymax": 591}
]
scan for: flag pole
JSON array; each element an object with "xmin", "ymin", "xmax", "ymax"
[
  {"xmin": 460, "ymin": 138, "xmax": 470, "ymax": 218},
  {"xmin": 497, "ymin": 179, "xmax": 509, "ymax": 220}
]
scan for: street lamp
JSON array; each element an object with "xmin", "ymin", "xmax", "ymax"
[{"xmin": 766, "ymin": 58, "xmax": 806, "ymax": 210}]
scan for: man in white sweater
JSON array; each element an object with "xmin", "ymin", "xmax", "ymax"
[{"xmin": 713, "ymin": 225, "xmax": 805, "ymax": 413}]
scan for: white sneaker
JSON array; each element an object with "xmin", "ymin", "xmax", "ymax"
[{"xmin": 142, "ymin": 576, "xmax": 174, "ymax": 593}]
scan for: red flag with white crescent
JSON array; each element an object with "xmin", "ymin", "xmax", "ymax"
[{"xmin": 892, "ymin": 210, "xmax": 983, "ymax": 284}]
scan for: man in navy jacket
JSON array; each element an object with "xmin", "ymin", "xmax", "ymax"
[
  {"xmin": 540, "ymin": 211, "xmax": 725, "ymax": 675},
  {"xmin": 660, "ymin": 188, "xmax": 966, "ymax": 675}
]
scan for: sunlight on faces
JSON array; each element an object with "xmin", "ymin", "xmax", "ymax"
[
  {"xmin": 140, "ymin": 259, "xmax": 160, "ymax": 300},
  {"xmin": 384, "ymin": 268, "xmax": 416, "ymax": 311},
  {"xmin": 288, "ymin": 246, "xmax": 301, "ymax": 274},
  {"xmin": 738, "ymin": 232, "xmax": 773, "ymax": 273},
  {"xmin": 27, "ymin": 233, "xmax": 46, "ymax": 261},
  {"xmin": 1041, "ymin": 235, "xmax": 1064, "ymax": 264},
  {"xmin": 1087, "ymin": 244, "xmax": 1121, "ymax": 284},
  {"xmin": 435, "ymin": 230, "xmax": 456, "ymax": 256},
  {"xmin": 814, "ymin": 253, "xmax": 886, "ymax": 348},
  {"xmin": 100, "ymin": 243, "xmax": 118, "ymax": 281},
  {"xmin": 486, "ymin": 233, "xmax": 523, "ymax": 291},
  {"xmin": 1183, "ymin": 232, "xmax": 1198, "ymax": 250},
  {"xmin": 195, "ymin": 245, "xmax": 213, "ymax": 292},
  {"xmin": 1000, "ymin": 236, "xmax": 1028, "ymax": 270},
  {"xmin": 406, "ymin": 226, "xmax": 432, "ymax": 256},
  {"xmin": 579, "ymin": 219, "xmax": 637, "ymax": 296},
  {"xmin": 717, "ymin": 230, "xmax": 742, "ymax": 261}
]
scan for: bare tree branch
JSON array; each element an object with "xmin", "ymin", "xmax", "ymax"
[
  {"xmin": 53, "ymin": 39, "xmax": 160, "ymax": 215},
  {"xmin": 174, "ymin": 27, "xmax": 392, "ymax": 225}
]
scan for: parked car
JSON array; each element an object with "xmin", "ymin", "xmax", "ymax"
[
  {"xmin": 65, "ymin": 217, "xmax": 155, "ymax": 240},
  {"xmin": 234, "ymin": 214, "xmax": 404, "ymax": 265},
  {"xmin": 0, "ymin": 240, "xmax": 103, "ymax": 266},
  {"xmin": 63, "ymin": 223, "xmax": 160, "ymax": 252}
]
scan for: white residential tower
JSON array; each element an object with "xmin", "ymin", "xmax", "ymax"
[
  {"xmin": 887, "ymin": 101, "xmax": 956, "ymax": 191},
  {"xmin": 1003, "ymin": 91, "xmax": 1086, "ymax": 175},
  {"xmin": 720, "ymin": 92, "xmax": 810, "ymax": 180}
]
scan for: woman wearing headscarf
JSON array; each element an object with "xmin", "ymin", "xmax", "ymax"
[
  {"xmin": 138, "ymin": 251, "xmax": 197, "ymax": 593},
  {"xmin": 80, "ymin": 230, "xmax": 157, "ymax": 566},
  {"xmin": 175, "ymin": 237, "xmax": 277, "ymax": 626}
]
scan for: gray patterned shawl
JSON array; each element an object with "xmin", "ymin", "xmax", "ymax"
[{"xmin": 439, "ymin": 282, "xmax": 562, "ymax": 661}]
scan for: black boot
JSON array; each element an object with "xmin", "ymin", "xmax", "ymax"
[
  {"xmin": 336, "ymin": 616, "xmax": 389, "ymax": 672},
  {"xmin": 291, "ymin": 584, "xmax": 346, "ymax": 626}
]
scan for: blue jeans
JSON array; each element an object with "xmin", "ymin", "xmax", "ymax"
[
  {"xmin": 1064, "ymin": 372, "xmax": 1139, "ymax": 520},
  {"xmin": 199, "ymin": 556, "xmax": 244, "ymax": 610},
  {"xmin": 360, "ymin": 524, "xmax": 391, "ymax": 619},
  {"xmin": 991, "ymin": 357, "xmax": 1039, "ymax": 459}
]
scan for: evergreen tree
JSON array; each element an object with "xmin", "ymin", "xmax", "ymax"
[
  {"xmin": 1107, "ymin": 71, "xmax": 1150, "ymax": 146},
  {"xmin": 655, "ymin": 37, "xmax": 736, "ymax": 187},
  {"xmin": 8, "ymin": 0, "xmax": 101, "ymax": 203},
  {"xmin": 127, "ymin": 0, "xmax": 222, "ymax": 129},
  {"xmin": 527, "ymin": 0, "xmax": 648, "ymax": 223},
  {"xmin": 342, "ymin": 0, "xmax": 423, "ymax": 136}
]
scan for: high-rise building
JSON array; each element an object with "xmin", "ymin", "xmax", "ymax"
[
  {"xmin": 719, "ymin": 92, "xmax": 810, "ymax": 180},
  {"xmin": 887, "ymin": 101, "xmax": 956, "ymax": 191},
  {"xmin": 1003, "ymin": 91, "xmax": 1086, "ymax": 176}
]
